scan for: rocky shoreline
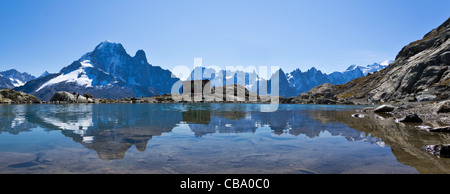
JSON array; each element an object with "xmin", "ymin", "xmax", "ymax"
[
  {"xmin": 2, "ymin": 88, "xmax": 450, "ymax": 124},
  {"xmin": 351, "ymin": 100, "xmax": 450, "ymax": 158},
  {"xmin": 352, "ymin": 100, "xmax": 450, "ymax": 124}
]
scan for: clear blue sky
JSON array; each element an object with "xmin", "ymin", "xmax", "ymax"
[{"xmin": 0, "ymin": 0, "xmax": 449, "ymax": 76}]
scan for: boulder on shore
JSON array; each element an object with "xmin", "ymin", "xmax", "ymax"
[
  {"xmin": 50, "ymin": 91, "xmax": 93, "ymax": 103},
  {"xmin": 374, "ymin": 105, "xmax": 396, "ymax": 113},
  {"xmin": 416, "ymin": 93, "xmax": 438, "ymax": 102},
  {"xmin": 437, "ymin": 100, "xmax": 450, "ymax": 113},
  {"xmin": 396, "ymin": 114, "xmax": 423, "ymax": 123}
]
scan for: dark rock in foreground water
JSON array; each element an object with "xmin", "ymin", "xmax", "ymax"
[
  {"xmin": 429, "ymin": 126, "xmax": 450, "ymax": 133},
  {"xmin": 425, "ymin": 144, "xmax": 450, "ymax": 158},
  {"xmin": 396, "ymin": 114, "xmax": 423, "ymax": 123}
]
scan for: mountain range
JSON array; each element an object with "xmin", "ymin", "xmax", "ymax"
[
  {"xmin": 187, "ymin": 62, "xmax": 388, "ymax": 97},
  {"xmin": 2, "ymin": 41, "xmax": 388, "ymax": 100}
]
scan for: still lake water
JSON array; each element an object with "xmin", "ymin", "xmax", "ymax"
[{"xmin": 1, "ymin": 103, "xmax": 450, "ymax": 174}]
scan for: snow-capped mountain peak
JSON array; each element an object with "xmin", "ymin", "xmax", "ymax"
[
  {"xmin": 36, "ymin": 60, "xmax": 95, "ymax": 92},
  {"xmin": 0, "ymin": 69, "xmax": 36, "ymax": 87},
  {"xmin": 380, "ymin": 60, "xmax": 393, "ymax": 66},
  {"xmin": 18, "ymin": 41, "xmax": 179, "ymax": 101},
  {"xmin": 38, "ymin": 71, "xmax": 50, "ymax": 78},
  {"xmin": 346, "ymin": 64, "xmax": 358, "ymax": 71},
  {"xmin": 345, "ymin": 61, "xmax": 390, "ymax": 76},
  {"xmin": 94, "ymin": 40, "xmax": 125, "ymax": 53}
]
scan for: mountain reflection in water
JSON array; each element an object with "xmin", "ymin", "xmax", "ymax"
[
  {"xmin": 1, "ymin": 103, "xmax": 450, "ymax": 173},
  {"xmin": 1, "ymin": 104, "xmax": 382, "ymax": 160}
]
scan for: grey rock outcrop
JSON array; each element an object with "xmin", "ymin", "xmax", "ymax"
[
  {"xmin": 0, "ymin": 89, "xmax": 41, "ymax": 104},
  {"xmin": 50, "ymin": 91, "xmax": 93, "ymax": 103},
  {"xmin": 416, "ymin": 93, "xmax": 438, "ymax": 102}
]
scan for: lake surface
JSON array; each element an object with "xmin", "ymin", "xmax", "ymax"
[{"xmin": 1, "ymin": 103, "xmax": 449, "ymax": 174}]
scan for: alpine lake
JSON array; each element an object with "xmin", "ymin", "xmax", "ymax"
[{"xmin": 1, "ymin": 103, "xmax": 449, "ymax": 174}]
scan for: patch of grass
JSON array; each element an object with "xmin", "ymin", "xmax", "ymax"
[
  {"xmin": 337, "ymin": 92, "xmax": 356, "ymax": 99},
  {"xmin": 409, "ymin": 27, "xmax": 446, "ymax": 46},
  {"xmin": 439, "ymin": 79, "xmax": 450, "ymax": 87},
  {"xmin": 335, "ymin": 72, "xmax": 386, "ymax": 100}
]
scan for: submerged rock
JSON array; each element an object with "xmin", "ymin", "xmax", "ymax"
[
  {"xmin": 417, "ymin": 125, "xmax": 450, "ymax": 132},
  {"xmin": 351, "ymin": 113, "xmax": 366, "ymax": 118},
  {"xmin": 428, "ymin": 126, "xmax": 450, "ymax": 132},
  {"xmin": 396, "ymin": 114, "xmax": 423, "ymax": 123},
  {"xmin": 374, "ymin": 105, "xmax": 396, "ymax": 113},
  {"xmin": 425, "ymin": 144, "xmax": 450, "ymax": 158}
]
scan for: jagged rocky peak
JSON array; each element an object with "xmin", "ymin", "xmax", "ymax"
[
  {"xmin": 94, "ymin": 40, "xmax": 126, "ymax": 53},
  {"xmin": 86, "ymin": 40, "xmax": 129, "ymax": 63},
  {"xmin": 80, "ymin": 41, "xmax": 133, "ymax": 75},
  {"xmin": 346, "ymin": 65, "xmax": 357, "ymax": 71},
  {"xmin": 134, "ymin": 49, "xmax": 148, "ymax": 64},
  {"xmin": 39, "ymin": 71, "xmax": 50, "ymax": 78},
  {"xmin": 85, "ymin": 41, "xmax": 150, "ymax": 69},
  {"xmin": 307, "ymin": 67, "xmax": 318, "ymax": 73}
]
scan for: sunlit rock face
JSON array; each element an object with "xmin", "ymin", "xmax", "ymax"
[{"xmin": 334, "ymin": 18, "xmax": 450, "ymax": 103}]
